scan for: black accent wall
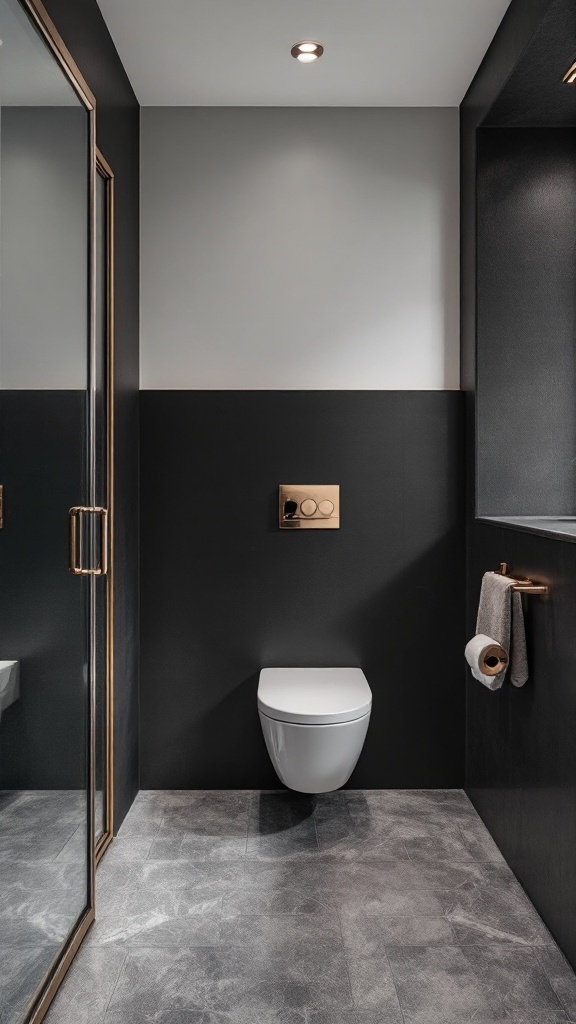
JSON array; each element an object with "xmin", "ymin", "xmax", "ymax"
[
  {"xmin": 476, "ymin": 126, "xmax": 576, "ymax": 517},
  {"xmin": 41, "ymin": 0, "xmax": 140, "ymax": 830},
  {"xmin": 140, "ymin": 391, "xmax": 465, "ymax": 790},
  {"xmin": 0, "ymin": 393, "xmax": 87, "ymax": 789},
  {"xmin": 462, "ymin": 0, "xmax": 576, "ymax": 969},
  {"xmin": 467, "ymin": 521, "xmax": 576, "ymax": 963}
]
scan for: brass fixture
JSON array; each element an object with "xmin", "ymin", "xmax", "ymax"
[
  {"xmin": 563, "ymin": 60, "xmax": 576, "ymax": 84},
  {"xmin": 494, "ymin": 562, "xmax": 548, "ymax": 596},
  {"xmin": 69, "ymin": 506, "xmax": 109, "ymax": 576},
  {"xmin": 279, "ymin": 484, "xmax": 339, "ymax": 529},
  {"xmin": 291, "ymin": 40, "xmax": 324, "ymax": 63}
]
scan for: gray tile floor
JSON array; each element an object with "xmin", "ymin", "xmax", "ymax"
[
  {"xmin": 0, "ymin": 790, "xmax": 88, "ymax": 1024},
  {"xmin": 44, "ymin": 789, "xmax": 576, "ymax": 1024}
]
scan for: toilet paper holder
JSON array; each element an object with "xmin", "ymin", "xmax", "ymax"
[{"xmin": 493, "ymin": 562, "xmax": 548, "ymax": 596}]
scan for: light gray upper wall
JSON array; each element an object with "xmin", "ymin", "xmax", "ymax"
[
  {"xmin": 0, "ymin": 106, "xmax": 88, "ymax": 389},
  {"xmin": 140, "ymin": 107, "xmax": 459, "ymax": 390}
]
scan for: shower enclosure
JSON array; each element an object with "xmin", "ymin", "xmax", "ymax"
[{"xmin": 0, "ymin": 0, "xmax": 112, "ymax": 1020}]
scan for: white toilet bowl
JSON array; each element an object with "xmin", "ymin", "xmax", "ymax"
[{"xmin": 258, "ymin": 668, "xmax": 372, "ymax": 794}]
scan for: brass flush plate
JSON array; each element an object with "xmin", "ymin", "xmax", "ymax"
[{"xmin": 279, "ymin": 484, "xmax": 340, "ymax": 529}]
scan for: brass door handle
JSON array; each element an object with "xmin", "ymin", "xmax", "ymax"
[{"xmin": 69, "ymin": 506, "xmax": 108, "ymax": 576}]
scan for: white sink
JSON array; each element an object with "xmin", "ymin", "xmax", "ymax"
[{"xmin": 0, "ymin": 660, "xmax": 19, "ymax": 716}]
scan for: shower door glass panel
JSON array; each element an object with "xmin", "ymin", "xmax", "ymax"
[{"xmin": 0, "ymin": 1, "xmax": 94, "ymax": 1021}]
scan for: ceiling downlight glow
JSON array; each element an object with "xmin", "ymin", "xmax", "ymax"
[{"xmin": 291, "ymin": 40, "xmax": 324, "ymax": 63}]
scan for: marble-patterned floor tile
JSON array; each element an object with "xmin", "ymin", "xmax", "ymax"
[
  {"xmin": 346, "ymin": 789, "xmax": 480, "ymax": 838},
  {"xmin": 309, "ymin": 1013, "xmax": 392, "ymax": 1024},
  {"xmin": 344, "ymin": 953, "xmax": 404, "ymax": 1018},
  {"xmin": 91, "ymin": 888, "xmax": 224, "ymax": 939},
  {"xmin": 95, "ymin": 861, "xmax": 142, "ymax": 895},
  {"xmin": 386, "ymin": 944, "xmax": 503, "ymax": 1021},
  {"xmin": 105, "ymin": 1008, "xmax": 306, "ymax": 1024},
  {"xmin": 0, "ymin": 890, "xmax": 85, "ymax": 947},
  {"xmin": 108, "ymin": 946, "xmax": 353, "ymax": 1015},
  {"xmin": 85, "ymin": 905, "xmax": 221, "ymax": 947},
  {"xmin": 100, "ymin": 837, "xmax": 155, "ymax": 863},
  {"xmin": 460, "ymin": 944, "xmax": 567, "ymax": 1018},
  {"xmin": 404, "ymin": 832, "xmax": 484, "ymax": 864},
  {"xmin": 159, "ymin": 792, "xmax": 251, "ymax": 834},
  {"xmin": 162, "ymin": 809, "xmax": 249, "ymax": 837},
  {"xmin": 249, "ymin": 792, "xmax": 317, "ymax": 834},
  {"xmin": 315, "ymin": 816, "xmax": 409, "ymax": 861},
  {"xmin": 20, "ymin": 790, "xmax": 576, "ymax": 1024},
  {"xmin": 340, "ymin": 910, "xmax": 455, "ymax": 951},
  {"xmin": 222, "ymin": 887, "xmax": 332, "ymax": 916},
  {"xmin": 457, "ymin": 824, "xmax": 506, "ymax": 863},
  {"xmin": 115, "ymin": 794, "xmax": 167, "ymax": 834},
  {"xmin": 332, "ymin": 857, "xmax": 497, "ymax": 892},
  {"xmin": 0, "ymin": 790, "xmax": 28, "ymax": 814},
  {"xmin": 246, "ymin": 809, "xmax": 319, "ymax": 859},
  {"xmin": 0, "ymin": 828, "xmax": 78, "ymax": 862},
  {"xmin": 336, "ymin": 888, "xmax": 456, "ymax": 917},
  {"xmin": 131, "ymin": 860, "xmax": 244, "ymax": 892},
  {"xmin": 0, "ymin": 860, "xmax": 86, "ymax": 893},
  {"xmin": 152, "ymin": 790, "xmax": 252, "ymax": 811},
  {"xmin": 448, "ymin": 883, "xmax": 555, "ymax": 945},
  {"xmin": 536, "ymin": 946, "xmax": 576, "ymax": 1017},
  {"xmin": 148, "ymin": 833, "xmax": 247, "ymax": 861},
  {"xmin": 44, "ymin": 945, "xmax": 128, "ymax": 1024},
  {"xmin": 1, "ymin": 945, "xmax": 57, "ymax": 1021},
  {"xmin": 55, "ymin": 827, "xmax": 88, "ymax": 864},
  {"xmin": 113, "ymin": 815, "xmax": 165, "ymax": 838},
  {"xmin": 220, "ymin": 912, "xmax": 343, "ymax": 952}
]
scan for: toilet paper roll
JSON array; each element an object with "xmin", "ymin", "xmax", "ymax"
[{"xmin": 465, "ymin": 633, "xmax": 508, "ymax": 690}]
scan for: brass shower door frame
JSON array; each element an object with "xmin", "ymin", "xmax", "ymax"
[
  {"xmin": 95, "ymin": 146, "xmax": 115, "ymax": 867},
  {"xmin": 15, "ymin": 1, "xmax": 98, "ymax": 1022}
]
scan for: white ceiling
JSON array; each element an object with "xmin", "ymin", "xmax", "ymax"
[{"xmin": 97, "ymin": 0, "xmax": 512, "ymax": 107}]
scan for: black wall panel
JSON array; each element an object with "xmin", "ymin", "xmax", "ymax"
[
  {"xmin": 140, "ymin": 391, "xmax": 465, "ymax": 790},
  {"xmin": 41, "ymin": 0, "xmax": 140, "ymax": 829},
  {"xmin": 0, "ymin": 393, "xmax": 87, "ymax": 789},
  {"xmin": 476, "ymin": 127, "xmax": 576, "ymax": 517},
  {"xmin": 467, "ymin": 522, "xmax": 576, "ymax": 964},
  {"xmin": 462, "ymin": 0, "xmax": 576, "ymax": 969}
]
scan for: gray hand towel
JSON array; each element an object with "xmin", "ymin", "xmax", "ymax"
[{"xmin": 475, "ymin": 572, "xmax": 528, "ymax": 687}]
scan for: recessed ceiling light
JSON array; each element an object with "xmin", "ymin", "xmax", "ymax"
[
  {"xmin": 563, "ymin": 59, "xmax": 576, "ymax": 84},
  {"xmin": 291, "ymin": 41, "xmax": 324, "ymax": 64}
]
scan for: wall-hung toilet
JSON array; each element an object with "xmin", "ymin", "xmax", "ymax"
[{"xmin": 258, "ymin": 668, "xmax": 372, "ymax": 794}]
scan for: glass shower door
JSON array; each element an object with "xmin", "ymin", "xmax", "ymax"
[{"xmin": 0, "ymin": 0, "xmax": 97, "ymax": 1021}]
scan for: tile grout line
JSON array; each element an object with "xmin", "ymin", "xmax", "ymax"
[
  {"xmin": 332, "ymin": 902, "xmax": 356, "ymax": 1015},
  {"xmin": 533, "ymin": 945, "xmax": 575, "ymax": 1020},
  {"xmin": 243, "ymin": 792, "xmax": 251, "ymax": 856},
  {"xmin": 384, "ymin": 945, "xmax": 406, "ymax": 1024},
  {"xmin": 102, "ymin": 950, "xmax": 129, "ymax": 1016}
]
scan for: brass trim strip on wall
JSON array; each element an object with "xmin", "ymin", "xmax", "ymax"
[
  {"xmin": 95, "ymin": 147, "xmax": 115, "ymax": 865},
  {"xmin": 69, "ymin": 507, "xmax": 109, "ymax": 576},
  {"xmin": 14, "ymin": 3, "xmax": 98, "ymax": 1024}
]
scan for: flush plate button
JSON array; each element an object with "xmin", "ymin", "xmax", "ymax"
[
  {"xmin": 300, "ymin": 498, "xmax": 317, "ymax": 517},
  {"xmin": 318, "ymin": 499, "xmax": 334, "ymax": 516},
  {"xmin": 279, "ymin": 485, "xmax": 340, "ymax": 529}
]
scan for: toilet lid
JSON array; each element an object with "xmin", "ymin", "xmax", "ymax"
[{"xmin": 257, "ymin": 668, "xmax": 372, "ymax": 725}]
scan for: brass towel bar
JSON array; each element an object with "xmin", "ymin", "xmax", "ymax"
[{"xmin": 494, "ymin": 562, "xmax": 548, "ymax": 596}]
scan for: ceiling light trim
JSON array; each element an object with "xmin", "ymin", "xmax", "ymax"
[{"xmin": 291, "ymin": 40, "xmax": 324, "ymax": 63}]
